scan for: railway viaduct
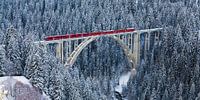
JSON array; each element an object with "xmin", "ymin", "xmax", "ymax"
[{"xmin": 36, "ymin": 28, "xmax": 162, "ymax": 68}]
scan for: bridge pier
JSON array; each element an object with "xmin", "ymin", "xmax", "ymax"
[
  {"xmin": 155, "ymin": 32, "xmax": 160, "ymax": 45},
  {"xmin": 133, "ymin": 33, "xmax": 140, "ymax": 67},
  {"xmin": 56, "ymin": 41, "xmax": 64, "ymax": 63},
  {"xmin": 144, "ymin": 33, "xmax": 150, "ymax": 59}
]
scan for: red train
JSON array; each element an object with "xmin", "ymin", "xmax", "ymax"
[{"xmin": 44, "ymin": 28, "xmax": 135, "ymax": 41}]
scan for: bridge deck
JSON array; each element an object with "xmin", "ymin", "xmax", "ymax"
[{"xmin": 45, "ymin": 28, "xmax": 135, "ymax": 41}]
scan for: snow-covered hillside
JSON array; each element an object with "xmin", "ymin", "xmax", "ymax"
[{"xmin": 0, "ymin": 76, "xmax": 50, "ymax": 100}]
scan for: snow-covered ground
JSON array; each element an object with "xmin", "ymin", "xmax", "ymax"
[
  {"xmin": 114, "ymin": 68, "xmax": 136, "ymax": 100},
  {"xmin": 0, "ymin": 76, "xmax": 50, "ymax": 100},
  {"xmin": 115, "ymin": 72, "xmax": 131, "ymax": 93},
  {"xmin": 115, "ymin": 68, "xmax": 136, "ymax": 93}
]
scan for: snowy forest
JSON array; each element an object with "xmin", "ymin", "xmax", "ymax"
[{"xmin": 0, "ymin": 0, "xmax": 200, "ymax": 100}]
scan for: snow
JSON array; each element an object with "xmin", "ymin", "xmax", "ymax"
[
  {"xmin": 42, "ymin": 92, "xmax": 51, "ymax": 100},
  {"xmin": 0, "ymin": 76, "xmax": 33, "ymax": 89},
  {"xmin": 198, "ymin": 30, "xmax": 200, "ymax": 38},
  {"xmin": 0, "ymin": 76, "xmax": 50, "ymax": 100},
  {"xmin": 115, "ymin": 85, "xmax": 123, "ymax": 94},
  {"xmin": 0, "ymin": 76, "xmax": 15, "ymax": 91},
  {"xmin": 0, "ymin": 77, "xmax": 7, "ymax": 82},
  {"xmin": 119, "ymin": 72, "xmax": 131, "ymax": 87},
  {"xmin": 115, "ymin": 71, "xmax": 132, "ymax": 93},
  {"xmin": 13, "ymin": 76, "xmax": 32, "ymax": 87}
]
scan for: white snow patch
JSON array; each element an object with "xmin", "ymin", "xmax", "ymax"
[
  {"xmin": 115, "ymin": 85, "xmax": 123, "ymax": 94},
  {"xmin": 42, "ymin": 92, "xmax": 51, "ymax": 100},
  {"xmin": 12, "ymin": 76, "xmax": 32, "ymax": 87},
  {"xmin": 115, "ymin": 72, "xmax": 131, "ymax": 93},
  {"xmin": 0, "ymin": 77, "xmax": 8, "ymax": 82},
  {"xmin": 119, "ymin": 72, "xmax": 131, "ymax": 87},
  {"xmin": 0, "ymin": 76, "xmax": 50, "ymax": 100}
]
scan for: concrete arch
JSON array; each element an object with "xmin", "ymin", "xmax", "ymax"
[{"xmin": 64, "ymin": 36, "xmax": 136, "ymax": 68}]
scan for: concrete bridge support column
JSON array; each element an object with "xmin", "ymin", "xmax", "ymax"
[
  {"xmin": 74, "ymin": 40, "xmax": 79, "ymax": 49},
  {"xmin": 122, "ymin": 35, "xmax": 126, "ymax": 43},
  {"xmin": 56, "ymin": 41, "xmax": 64, "ymax": 63},
  {"xmin": 133, "ymin": 33, "xmax": 140, "ymax": 66},
  {"xmin": 128, "ymin": 34, "xmax": 132, "ymax": 50},
  {"xmin": 130, "ymin": 34, "xmax": 133, "ymax": 53},
  {"xmin": 147, "ymin": 32, "xmax": 151, "ymax": 50},
  {"xmin": 144, "ymin": 33, "xmax": 149, "ymax": 59},
  {"xmin": 66, "ymin": 41, "xmax": 71, "ymax": 59},
  {"xmin": 155, "ymin": 32, "xmax": 160, "ymax": 45}
]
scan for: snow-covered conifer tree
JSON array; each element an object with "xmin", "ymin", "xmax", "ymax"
[{"xmin": 4, "ymin": 26, "xmax": 22, "ymax": 75}]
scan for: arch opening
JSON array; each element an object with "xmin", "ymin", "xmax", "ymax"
[{"xmin": 64, "ymin": 36, "xmax": 136, "ymax": 69}]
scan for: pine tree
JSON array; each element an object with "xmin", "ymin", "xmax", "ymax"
[
  {"xmin": 177, "ymin": 83, "xmax": 183, "ymax": 100},
  {"xmin": 81, "ymin": 78, "xmax": 95, "ymax": 100},
  {"xmin": 49, "ymin": 66, "xmax": 65, "ymax": 100},
  {"xmin": 25, "ymin": 44, "xmax": 47, "ymax": 92},
  {"xmin": 0, "ymin": 45, "xmax": 6, "ymax": 76},
  {"xmin": 162, "ymin": 88, "xmax": 169, "ymax": 100},
  {"xmin": 64, "ymin": 68, "xmax": 83, "ymax": 100},
  {"xmin": 0, "ymin": 44, "xmax": 15, "ymax": 76},
  {"xmin": 195, "ymin": 93, "xmax": 200, "ymax": 100},
  {"xmin": 4, "ymin": 26, "xmax": 22, "ymax": 75},
  {"xmin": 189, "ymin": 82, "xmax": 196, "ymax": 100},
  {"xmin": 150, "ymin": 88, "xmax": 157, "ymax": 100}
]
